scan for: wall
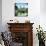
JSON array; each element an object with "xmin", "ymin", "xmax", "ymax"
[
  {"xmin": 2, "ymin": 0, "xmax": 40, "ymax": 46},
  {"xmin": 2, "ymin": 0, "xmax": 46, "ymax": 46},
  {"xmin": 40, "ymin": 0, "xmax": 46, "ymax": 45},
  {"xmin": 2, "ymin": 0, "xmax": 40, "ymax": 30},
  {"xmin": 40, "ymin": 0, "xmax": 46, "ymax": 32},
  {"xmin": 0, "ymin": 0, "xmax": 2, "ymax": 32}
]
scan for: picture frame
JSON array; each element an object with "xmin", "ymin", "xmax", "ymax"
[{"xmin": 15, "ymin": 3, "xmax": 28, "ymax": 17}]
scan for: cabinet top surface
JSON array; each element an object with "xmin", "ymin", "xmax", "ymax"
[
  {"xmin": 7, "ymin": 23, "xmax": 34, "ymax": 24},
  {"xmin": 7, "ymin": 23, "xmax": 34, "ymax": 25}
]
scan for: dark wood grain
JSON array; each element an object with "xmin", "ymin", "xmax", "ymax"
[{"xmin": 7, "ymin": 23, "xmax": 34, "ymax": 46}]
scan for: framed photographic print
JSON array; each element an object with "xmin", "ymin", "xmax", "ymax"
[{"xmin": 15, "ymin": 3, "xmax": 28, "ymax": 16}]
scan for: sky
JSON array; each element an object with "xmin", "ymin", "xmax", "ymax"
[
  {"xmin": 16, "ymin": 3, "xmax": 28, "ymax": 8},
  {"xmin": 15, "ymin": 0, "xmax": 32, "ymax": 9}
]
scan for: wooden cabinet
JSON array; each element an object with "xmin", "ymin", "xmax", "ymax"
[{"xmin": 7, "ymin": 23, "xmax": 34, "ymax": 46}]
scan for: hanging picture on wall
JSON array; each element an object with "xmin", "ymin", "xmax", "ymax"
[{"xmin": 15, "ymin": 3, "xmax": 28, "ymax": 16}]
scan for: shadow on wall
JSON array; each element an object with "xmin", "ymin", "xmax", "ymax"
[
  {"xmin": 40, "ymin": 0, "xmax": 46, "ymax": 13},
  {"xmin": 0, "ymin": 0, "xmax": 2, "ymax": 32}
]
